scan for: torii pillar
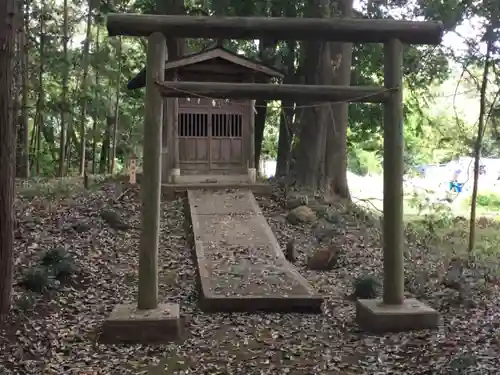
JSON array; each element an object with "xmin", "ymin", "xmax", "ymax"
[
  {"xmin": 101, "ymin": 32, "xmax": 182, "ymax": 344},
  {"xmin": 355, "ymin": 39, "xmax": 439, "ymax": 332}
]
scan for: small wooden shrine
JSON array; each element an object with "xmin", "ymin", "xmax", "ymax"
[{"xmin": 128, "ymin": 45, "xmax": 283, "ymax": 183}]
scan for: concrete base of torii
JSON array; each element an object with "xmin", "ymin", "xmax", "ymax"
[
  {"xmin": 355, "ymin": 298, "xmax": 439, "ymax": 333},
  {"xmin": 100, "ymin": 303, "xmax": 183, "ymax": 344}
]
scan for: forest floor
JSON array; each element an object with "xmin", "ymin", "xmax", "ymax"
[{"xmin": 1, "ymin": 178, "xmax": 500, "ymax": 374}]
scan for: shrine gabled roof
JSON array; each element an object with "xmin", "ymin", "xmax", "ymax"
[{"xmin": 127, "ymin": 46, "xmax": 284, "ymax": 90}]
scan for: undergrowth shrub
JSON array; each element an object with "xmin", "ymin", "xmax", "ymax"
[
  {"xmin": 41, "ymin": 248, "xmax": 77, "ymax": 281},
  {"xmin": 20, "ymin": 248, "xmax": 77, "ymax": 293},
  {"xmin": 353, "ymin": 275, "xmax": 380, "ymax": 299},
  {"xmin": 348, "ymin": 147, "xmax": 382, "ymax": 176},
  {"xmin": 407, "ymin": 191, "xmax": 500, "ymax": 264},
  {"xmin": 15, "ymin": 292, "xmax": 38, "ymax": 312},
  {"xmin": 472, "ymin": 191, "xmax": 500, "ymax": 211},
  {"xmin": 17, "ymin": 175, "xmax": 112, "ymax": 199},
  {"xmin": 52, "ymin": 258, "xmax": 77, "ymax": 281},
  {"xmin": 20, "ymin": 267, "xmax": 54, "ymax": 293},
  {"xmin": 18, "ymin": 178, "xmax": 81, "ymax": 199},
  {"xmin": 41, "ymin": 247, "xmax": 68, "ymax": 266},
  {"xmin": 407, "ymin": 192, "xmax": 454, "ymax": 244}
]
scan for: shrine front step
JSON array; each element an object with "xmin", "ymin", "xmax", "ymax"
[{"xmin": 163, "ymin": 182, "xmax": 272, "ymax": 200}]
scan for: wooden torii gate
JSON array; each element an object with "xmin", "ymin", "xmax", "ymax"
[{"xmin": 102, "ymin": 13, "xmax": 443, "ymax": 343}]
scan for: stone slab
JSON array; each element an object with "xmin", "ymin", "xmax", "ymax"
[
  {"xmin": 100, "ymin": 303, "xmax": 182, "ymax": 344},
  {"xmin": 356, "ymin": 298, "xmax": 439, "ymax": 333},
  {"xmin": 189, "ymin": 189, "xmax": 256, "ymax": 215},
  {"xmin": 186, "ymin": 189, "xmax": 323, "ymax": 313}
]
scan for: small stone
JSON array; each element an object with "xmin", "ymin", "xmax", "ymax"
[
  {"xmin": 284, "ymin": 239, "xmax": 296, "ymax": 263},
  {"xmin": 312, "ymin": 221, "xmax": 340, "ymax": 243},
  {"xmin": 307, "ymin": 244, "xmax": 339, "ymax": 271},
  {"xmin": 477, "ymin": 216, "xmax": 492, "ymax": 227},
  {"xmin": 311, "ymin": 204, "xmax": 328, "ymax": 218},
  {"xmin": 100, "ymin": 209, "xmax": 132, "ymax": 230},
  {"xmin": 286, "ymin": 206, "xmax": 317, "ymax": 225},
  {"xmin": 72, "ymin": 222, "xmax": 92, "ymax": 233},
  {"xmin": 286, "ymin": 195, "xmax": 308, "ymax": 210}
]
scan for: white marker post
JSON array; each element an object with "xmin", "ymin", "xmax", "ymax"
[{"xmin": 129, "ymin": 155, "xmax": 137, "ymax": 185}]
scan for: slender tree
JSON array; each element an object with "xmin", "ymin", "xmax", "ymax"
[
  {"xmin": 110, "ymin": 36, "xmax": 122, "ymax": 174},
  {"xmin": 17, "ymin": 0, "xmax": 30, "ymax": 178},
  {"xmin": 468, "ymin": 26, "xmax": 495, "ymax": 256},
  {"xmin": 58, "ymin": 0, "xmax": 70, "ymax": 176},
  {"xmin": 0, "ymin": 0, "xmax": 17, "ymax": 321},
  {"xmin": 78, "ymin": 0, "xmax": 93, "ymax": 175}
]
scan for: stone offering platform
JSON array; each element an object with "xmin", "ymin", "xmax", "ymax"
[
  {"xmin": 163, "ymin": 181, "xmax": 272, "ymax": 200},
  {"xmin": 185, "ymin": 189, "xmax": 323, "ymax": 313}
]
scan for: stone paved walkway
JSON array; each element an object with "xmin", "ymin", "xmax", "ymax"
[{"xmin": 187, "ymin": 189, "xmax": 323, "ymax": 313}]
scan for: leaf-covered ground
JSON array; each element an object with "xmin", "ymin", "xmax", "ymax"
[{"xmin": 1, "ymin": 181, "xmax": 500, "ymax": 374}]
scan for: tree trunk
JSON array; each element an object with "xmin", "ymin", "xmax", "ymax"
[
  {"xmin": 13, "ymin": 1, "xmax": 23, "ymax": 178},
  {"xmin": 468, "ymin": 30, "xmax": 494, "ymax": 256},
  {"xmin": 276, "ymin": 40, "xmax": 297, "ymax": 177},
  {"xmin": 254, "ymin": 99, "xmax": 267, "ymax": 170},
  {"xmin": 158, "ymin": 0, "xmax": 186, "ymax": 60},
  {"xmin": 78, "ymin": 0, "xmax": 92, "ymax": 175},
  {"xmin": 110, "ymin": 37, "xmax": 122, "ymax": 174},
  {"xmin": 156, "ymin": 0, "xmax": 186, "ymax": 179},
  {"xmin": 16, "ymin": 0, "xmax": 29, "ymax": 179},
  {"xmin": 253, "ymin": 0, "xmax": 282, "ymax": 170},
  {"xmin": 92, "ymin": 26, "xmax": 100, "ymax": 174},
  {"xmin": 254, "ymin": 35, "xmax": 280, "ymax": 170},
  {"xmin": 35, "ymin": 116, "xmax": 41, "ymax": 175},
  {"xmin": 57, "ymin": 0, "xmax": 69, "ymax": 177},
  {"xmin": 33, "ymin": 0, "xmax": 46, "ymax": 176},
  {"xmin": 324, "ymin": 0, "xmax": 354, "ymax": 199},
  {"xmin": 0, "ymin": 0, "xmax": 16, "ymax": 321},
  {"xmin": 100, "ymin": 116, "xmax": 112, "ymax": 174},
  {"xmin": 276, "ymin": 2, "xmax": 298, "ymax": 178},
  {"xmin": 294, "ymin": 0, "xmax": 332, "ymax": 190}
]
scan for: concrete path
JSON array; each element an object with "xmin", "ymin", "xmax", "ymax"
[{"xmin": 186, "ymin": 189, "xmax": 323, "ymax": 313}]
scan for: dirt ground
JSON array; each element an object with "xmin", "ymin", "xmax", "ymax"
[{"xmin": 1, "ymin": 181, "xmax": 499, "ymax": 374}]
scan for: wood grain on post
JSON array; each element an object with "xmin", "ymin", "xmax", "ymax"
[
  {"xmin": 173, "ymin": 97, "xmax": 180, "ymax": 170},
  {"xmin": 382, "ymin": 39, "xmax": 404, "ymax": 305},
  {"xmin": 138, "ymin": 32, "xmax": 165, "ymax": 310},
  {"xmin": 156, "ymin": 81, "xmax": 390, "ymax": 103},
  {"xmin": 106, "ymin": 14, "xmax": 443, "ymax": 45},
  {"xmin": 248, "ymin": 100, "xmax": 256, "ymax": 169}
]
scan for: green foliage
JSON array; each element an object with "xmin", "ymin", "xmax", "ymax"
[
  {"xmin": 406, "ymin": 190, "xmax": 500, "ymax": 261},
  {"xmin": 262, "ymin": 105, "xmax": 280, "ymax": 159},
  {"xmin": 25, "ymin": 0, "xmax": 146, "ymax": 176},
  {"xmin": 20, "ymin": 248, "xmax": 76, "ymax": 293},
  {"xmin": 20, "ymin": 267, "xmax": 54, "ymax": 293},
  {"xmin": 353, "ymin": 275, "xmax": 380, "ymax": 299},
  {"xmin": 471, "ymin": 192, "xmax": 500, "ymax": 211},
  {"xmin": 17, "ymin": 180, "xmax": 75, "ymax": 199},
  {"xmin": 17, "ymin": 176, "xmax": 107, "ymax": 199},
  {"xmin": 19, "ymin": 0, "xmax": 500, "ymax": 184},
  {"xmin": 348, "ymin": 146, "xmax": 382, "ymax": 176},
  {"xmin": 51, "ymin": 258, "xmax": 77, "ymax": 281},
  {"xmin": 41, "ymin": 248, "xmax": 77, "ymax": 281},
  {"xmin": 14, "ymin": 292, "xmax": 38, "ymax": 312},
  {"xmin": 408, "ymin": 192, "xmax": 454, "ymax": 225},
  {"xmin": 41, "ymin": 247, "xmax": 69, "ymax": 266}
]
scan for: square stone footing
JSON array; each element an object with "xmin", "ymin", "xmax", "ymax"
[
  {"xmin": 100, "ymin": 303, "xmax": 182, "ymax": 344},
  {"xmin": 356, "ymin": 298, "xmax": 439, "ymax": 333}
]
